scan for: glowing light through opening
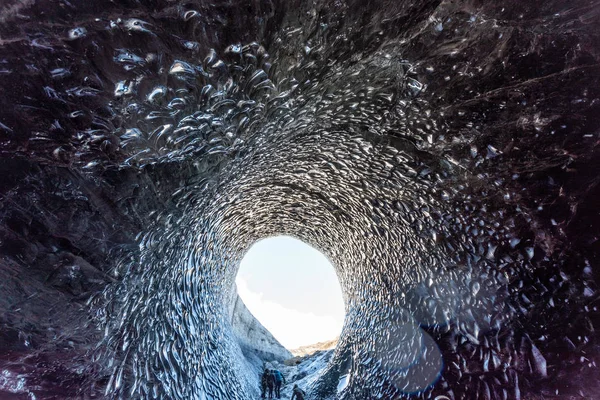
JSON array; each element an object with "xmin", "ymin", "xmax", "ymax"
[{"xmin": 235, "ymin": 236, "xmax": 345, "ymax": 350}]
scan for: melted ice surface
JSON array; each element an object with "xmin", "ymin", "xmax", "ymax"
[{"xmin": 0, "ymin": 0, "xmax": 599, "ymax": 399}]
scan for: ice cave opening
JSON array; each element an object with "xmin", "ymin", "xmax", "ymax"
[{"xmin": 235, "ymin": 235, "xmax": 345, "ymax": 351}]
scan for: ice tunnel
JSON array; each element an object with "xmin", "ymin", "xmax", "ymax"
[{"xmin": 1, "ymin": 0, "xmax": 599, "ymax": 398}]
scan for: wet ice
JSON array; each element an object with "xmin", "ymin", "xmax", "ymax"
[{"xmin": 1, "ymin": 0, "xmax": 600, "ymax": 399}]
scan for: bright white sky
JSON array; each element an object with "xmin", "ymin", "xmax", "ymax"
[{"xmin": 236, "ymin": 236, "xmax": 345, "ymax": 349}]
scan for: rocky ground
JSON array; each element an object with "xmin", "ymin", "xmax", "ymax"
[{"xmin": 289, "ymin": 338, "xmax": 339, "ymax": 357}]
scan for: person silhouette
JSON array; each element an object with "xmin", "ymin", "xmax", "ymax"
[
  {"xmin": 260, "ymin": 368, "xmax": 269, "ymax": 399},
  {"xmin": 272, "ymin": 369, "xmax": 286, "ymax": 398},
  {"xmin": 266, "ymin": 369, "xmax": 275, "ymax": 399},
  {"xmin": 291, "ymin": 384, "xmax": 305, "ymax": 400}
]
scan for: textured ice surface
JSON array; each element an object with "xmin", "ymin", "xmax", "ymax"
[{"xmin": 1, "ymin": 0, "xmax": 600, "ymax": 399}]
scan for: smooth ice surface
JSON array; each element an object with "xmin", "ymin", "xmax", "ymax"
[
  {"xmin": 236, "ymin": 236, "xmax": 345, "ymax": 349},
  {"xmin": 1, "ymin": 0, "xmax": 600, "ymax": 399}
]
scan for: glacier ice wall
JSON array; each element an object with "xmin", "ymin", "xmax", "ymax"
[
  {"xmin": 1, "ymin": 0, "xmax": 599, "ymax": 398},
  {"xmin": 229, "ymin": 287, "xmax": 292, "ymax": 364}
]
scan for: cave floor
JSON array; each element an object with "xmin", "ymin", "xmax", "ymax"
[{"xmin": 261, "ymin": 350, "xmax": 333, "ymax": 399}]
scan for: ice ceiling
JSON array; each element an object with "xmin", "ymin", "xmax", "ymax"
[{"xmin": 1, "ymin": 0, "xmax": 599, "ymax": 399}]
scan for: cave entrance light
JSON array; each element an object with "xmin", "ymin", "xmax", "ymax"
[{"xmin": 235, "ymin": 235, "xmax": 345, "ymax": 352}]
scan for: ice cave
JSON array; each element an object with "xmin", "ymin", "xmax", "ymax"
[{"xmin": 0, "ymin": 0, "xmax": 599, "ymax": 398}]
